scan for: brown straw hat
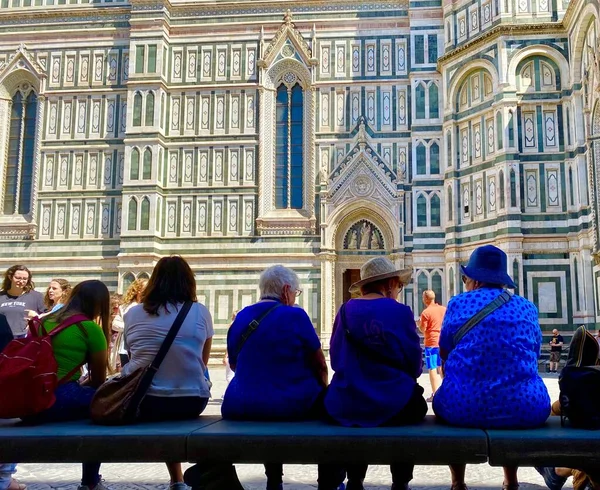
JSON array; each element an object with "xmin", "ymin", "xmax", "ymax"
[{"xmin": 349, "ymin": 257, "xmax": 412, "ymax": 294}]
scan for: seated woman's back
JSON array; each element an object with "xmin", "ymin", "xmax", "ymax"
[
  {"xmin": 222, "ymin": 302, "xmax": 323, "ymax": 420},
  {"xmin": 434, "ymin": 287, "xmax": 550, "ymax": 428},
  {"xmin": 45, "ymin": 318, "xmax": 106, "ymax": 381},
  {"xmin": 123, "ymin": 302, "xmax": 212, "ymax": 398},
  {"xmin": 325, "ymin": 297, "xmax": 422, "ymax": 427}
]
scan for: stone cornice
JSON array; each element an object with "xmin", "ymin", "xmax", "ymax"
[
  {"xmin": 0, "ymin": 6, "xmax": 131, "ymax": 27},
  {"xmin": 437, "ymin": 22, "xmax": 567, "ymax": 69},
  {"xmin": 133, "ymin": 0, "xmax": 407, "ymax": 17}
]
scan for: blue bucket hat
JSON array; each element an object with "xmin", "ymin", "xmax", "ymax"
[{"xmin": 460, "ymin": 245, "xmax": 517, "ymax": 289}]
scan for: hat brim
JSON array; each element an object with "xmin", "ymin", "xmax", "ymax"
[
  {"xmin": 349, "ymin": 268, "xmax": 412, "ymax": 294},
  {"xmin": 460, "ymin": 265, "xmax": 517, "ymax": 289}
]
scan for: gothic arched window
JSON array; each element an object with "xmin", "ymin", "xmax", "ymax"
[
  {"xmin": 430, "ymin": 193, "xmax": 441, "ymax": 226},
  {"xmin": 128, "ymin": 198, "xmax": 138, "ymax": 230},
  {"xmin": 415, "ymin": 84, "xmax": 426, "ymax": 119},
  {"xmin": 416, "ymin": 143, "xmax": 427, "ymax": 175},
  {"xmin": 4, "ymin": 86, "xmax": 37, "ymax": 215},
  {"xmin": 145, "ymin": 91, "xmax": 155, "ymax": 126},
  {"xmin": 431, "ymin": 272, "xmax": 443, "ymax": 302},
  {"xmin": 143, "ymin": 148, "xmax": 152, "ymax": 180},
  {"xmin": 510, "ymin": 169, "xmax": 517, "ymax": 207},
  {"xmin": 499, "ymin": 170, "xmax": 505, "ymax": 209},
  {"xmin": 275, "ymin": 82, "xmax": 304, "ymax": 209},
  {"xmin": 429, "ymin": 83, "xmax": 439, "ymax": 118},
  {"xmin": 496, "ymin": 112, "xmax": 503, "ymax": 150},
  {"xmin": 140, "ymin": 197, "xmax": 150, "ymax": 231},
  {"xmin": 447, "ymin": 186, "xmax": 453, "ymax": 221},
  {"xmin": 417, "ymin": 194, "xmax": 427, "ymax": 227},
  {"xmin": 430, "ymin": 142, "xmax": 440, "ymax": 174},
  {"xmin": 130, "ymin": 148, "xmax": 140, "ymax": 180},
  {"xmin": 133, "ymin": 92, "xmax": 142, "ymax": 127}
]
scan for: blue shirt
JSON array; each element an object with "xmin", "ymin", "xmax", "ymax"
[
  {"xmin": 433, "ymin": 288, "xmax": 551, "ymax": 429},
  {"xmin": 222, "ymin": 301, "xmax": 323, "ymax": 420},
  {"xmin": 325, "ymin": 298, "xmax": 423, "ymax": 427}
]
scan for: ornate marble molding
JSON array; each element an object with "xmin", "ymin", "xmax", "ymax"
[{"xmin": 438, "ymin": 23, "xmax": 567, "ymax": 68}]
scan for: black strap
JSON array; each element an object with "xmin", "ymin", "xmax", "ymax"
[
  {"xmin": 234, "ymin": 302, "xmax": 282, "ymax": 357},
  {"xmin": 123, "ymin": 300, "xmax": 193, "ymax": 421},
  {"xmin": 340, "ymin": 303, "xmax": 405, "ymax": 370},
  {"xmin": 149, "ymin": 300, "xmax": 193, "ymax": 372},
  {"xmin": 452, "ymin": 290, "xmax": 512, "ymax": 348}
]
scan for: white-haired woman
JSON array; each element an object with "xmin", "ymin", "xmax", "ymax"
[{"xmin": 220, "ymin": 264, "xmax": 331, "ymax": 490}]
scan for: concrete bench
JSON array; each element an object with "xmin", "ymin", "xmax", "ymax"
[{"xmin": 0, "ymin": 415, "xmax": 597, "ymax": 468}]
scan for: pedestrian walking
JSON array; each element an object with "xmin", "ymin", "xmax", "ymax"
[{"xmin": 417, "ymin": 290, "xmax": 445, "ymax": 401}]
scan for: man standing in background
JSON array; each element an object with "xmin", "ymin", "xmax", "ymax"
[
  {"xmin": 418, "ymin": 290, "xmax": 446, "ymax": 402},
  {"xmin": 549, "ymin": 329, "xmax": 564, "ymax": 373}
]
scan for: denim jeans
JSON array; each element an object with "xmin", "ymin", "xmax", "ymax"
[
  {"xmin": 26, "ymin": 382, "xmax": 101, "ymax": 486},
  {"xmin": 0, "ymin": 463, "xmax": 17, "ymax": 490}
]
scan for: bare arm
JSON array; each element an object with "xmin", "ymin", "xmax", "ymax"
[
  {"xmin": 202, "ymin": 336, "xmax": 212, "ymax": 367},
  {"xmin": 87, "ymin": 350, "xmax": 108, "ymax": 388},
  {"xmin": 310, "ymin": 348, "xmax": 329, "ymax": 388}
]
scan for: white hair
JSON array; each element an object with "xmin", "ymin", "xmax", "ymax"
[{"xmin": 259, "ymin": 265, "xmax": 299, "ymax": 298}]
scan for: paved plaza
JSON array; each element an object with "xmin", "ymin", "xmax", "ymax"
[{"xmin": 15, "ymin": 367, "xmax": 566, "ymax": 490}]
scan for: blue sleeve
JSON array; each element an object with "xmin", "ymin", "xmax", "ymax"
[{"xmin": 293, "ymin": 308, "xmax": 321, "ymax": 352}]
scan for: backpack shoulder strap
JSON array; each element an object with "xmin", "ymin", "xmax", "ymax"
[
  {"xmin": 452, "ymin": 290, "xmax": 513, "ymax": 348},
  {"xmin": 46, "ymin": 314, "xmax": 91, "ymax": 338}
]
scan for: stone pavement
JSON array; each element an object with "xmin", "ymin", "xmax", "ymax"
[{"xmin": 15, "ymin": 368, "xmax": 567, "ymax": 490}]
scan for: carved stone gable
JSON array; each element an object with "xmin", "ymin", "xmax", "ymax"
[
  {"xmin": 258, "ymin": 11, "xmax": 318, "ymax": 69},
  {"xmin": 327, "ymin": 123, "xmax": 397, "ymax": 209},
  {"xmin": 0, "ymin": 44, "xmax": 46, "ymax": 86}
]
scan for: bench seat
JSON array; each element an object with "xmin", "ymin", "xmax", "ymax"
[
  {"xmin": 0, "ymin": 416, "xmax": 221, "ymax": 462},
  {"xmin": 2, "ymin": 415, "xmax": 599, "ymax": 468},
  {"xmin": 187, "ymin": 417, "xmax": 488, "ymax": 464},
  {"xmin": 487, "ymin": 417, "xmax": 600, "ymax": 468}
]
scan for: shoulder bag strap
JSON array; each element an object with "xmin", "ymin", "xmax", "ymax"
[
  {"xmin": 149, "ymin": 300, "xmax": 193, "ymax": 372},
  {"xmin": 234, "ymin": 302, "xmax": 282, "ymax": 358},
  {"xmin": 452, "ymin": 290, "xmax": 512, "ymax": 348},
  {"xmin": 340, "ymin": 303, "xmax": 405, "ymax": 370}
]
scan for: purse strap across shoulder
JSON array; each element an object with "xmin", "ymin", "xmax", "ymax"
[
  {"xmin": 234, "ymin": 302, "xmax": 282, "ymax": 357},
  {"xmin": 452, "ymin": 290, "xmax": 512, "ymax": 348},
  {"xmin": 150, "ymin": 300, "xmax": 194, "ymax": 372}
]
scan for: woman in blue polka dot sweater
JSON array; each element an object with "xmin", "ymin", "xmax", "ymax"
[{"xmin": 433, "ymin": 245, "xmax": 550, "ymax": 490}]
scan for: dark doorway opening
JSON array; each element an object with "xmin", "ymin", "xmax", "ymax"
[{"xmin": 342, "ymin": 269, "xmax": 361, "ymax": 303}]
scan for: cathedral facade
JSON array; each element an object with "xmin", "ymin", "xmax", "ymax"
[{"xmin": 0, "ymin": 0, "xmax": 599, "ymax": 347}]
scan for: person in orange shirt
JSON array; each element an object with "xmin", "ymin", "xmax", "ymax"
[{"xmin": 418, "ymin": 290, "xmax": 446, "ymax": 402}]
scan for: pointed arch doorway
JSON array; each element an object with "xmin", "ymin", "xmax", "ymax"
[{"xmin": 319, "ymin": 204, "xmax": 406, "ymax": 349}]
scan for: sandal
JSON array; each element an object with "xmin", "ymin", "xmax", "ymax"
[
  {"xmin": 502, "ymin": 484, "xmax": 520, "ymax": 490},
  {"xmin": 8, "ymin": 479, "xmax": 26, "ymax": 490}
]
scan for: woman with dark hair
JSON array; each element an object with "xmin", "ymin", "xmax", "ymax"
[
  {"xmin": 0, "ymin": 265, "xmax": 45, "ymax": 338},
  {"xmin": 26, "ymin": 280, "xmax": 112, "ymax": 490},
  {"xmin": 43, "ymin": 278, "xmax": 72, "ymax": 314},
  {"xmin": 121, "ymin": 256, "xmax": 213, "ymax": 490}
]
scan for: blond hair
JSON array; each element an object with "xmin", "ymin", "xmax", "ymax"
[{"xmin": 123, "ymin": 278, "xmax": 148, "ymax": 305}]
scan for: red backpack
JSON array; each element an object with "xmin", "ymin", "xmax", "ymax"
[{"xmin": 0, "ymin": 314, "xmax": 89, "ymax": 419}]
